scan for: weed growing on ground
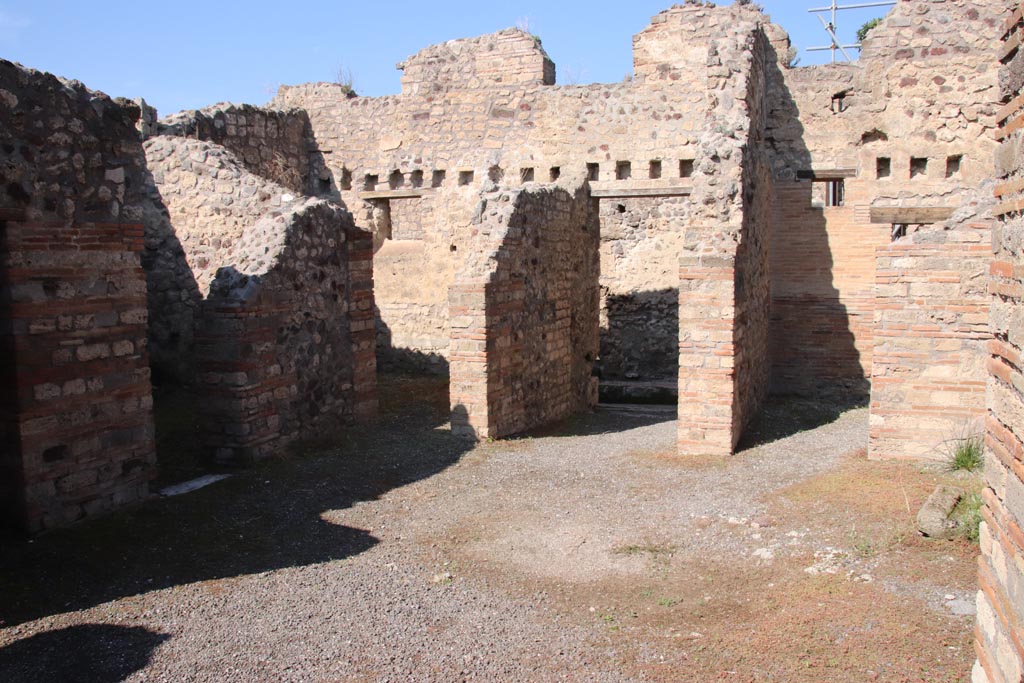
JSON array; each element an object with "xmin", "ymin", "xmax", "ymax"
[
  {"xmin": 948, "ymin": 435, "xmax": 984, "ymax": 472},
  {"xmin": 938, "ymin": 424, "xmax": 985, "ymax": 472},
  {"xmin": 952, "ymin": 491, "xmax": 984, "ymax": 543}
]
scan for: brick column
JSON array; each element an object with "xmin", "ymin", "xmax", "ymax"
[
  {"xmin": 677, "ymin": 252, "xmax": 738, "ymax": 456},
  {"xmin": 1, "ymin": 219, "xmax": 156, "ymax": 532}
]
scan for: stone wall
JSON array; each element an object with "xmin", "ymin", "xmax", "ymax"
[
  {"xmin": 140, "ymin": 132, "xmax": 375, "ymax": 462},
  {"xmin": 197, "ymin": 200, "xmax": 375, "ymax": 463},
  {"xmin": 449, "ymin": 180, "xmax": 599, "ymax": 439},
  {"xmin": 0, "ymin": 60, "xmax": 156, "ymax": 533},
  {"xmin": 677, "ymin": 12, "xmax": 772, "ymax": 456},
  {"xmin": 766, "ymin": 0, "xmax": 1005, "ymax": 405},
  {"xmin": 271, "ymin": 7, "xmax": 716, "ymax": 379},
  {"xmin": 869, "ymin": 214, "xmax": 992, "ymax": 461},
  {"xmin": 159, "ymin": 103, "xmax": 313, "ymax": 195},
  {"xmin": 141, "ymin": 135, "xmax": 308, "ymax": 382},
  {"xmin": 974, "ymin": 7, "xmax": 1024, "ymax": 681},
  {"xmin": 598, "ymin": 196, "xmax": 689, "ymax": 383},
  {"xmin": 398, "ymin": 28, "xmax": 555, "ymax": 96}
]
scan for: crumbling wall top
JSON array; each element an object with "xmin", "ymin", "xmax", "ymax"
[
  {"xmin": 632, "ymin": 2, "xmax": 784, "ymax": 83},
  {"xmin": 398, "ymin": 28, "xmax": 555, "ymax": 97},
  {"xmin": 0, "ymin": 59, "xmax": 145, "ymax": 224}
]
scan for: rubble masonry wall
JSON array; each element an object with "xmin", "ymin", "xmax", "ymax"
[{"xmin": 141, "ymin": 131, "xmax": 375, "ymax": 463}]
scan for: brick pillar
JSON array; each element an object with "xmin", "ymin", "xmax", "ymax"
[
  {"xmin": 677, "ymin": 252, "xmax": 737, "ymax": 456},
  {"xmin": 346, "ymin": 226, "xmax": 378, "ymax": 420},
  {"xmin": 449, "ymin": 281, "xmax": 490, "ymax": 438},
  {"xmin": 1, "ymin": 218, "xmax": 156, "ymax": 533},
  {"xmin": 196, "ymin": 301, "xmax": 292, "ymax": 464}
]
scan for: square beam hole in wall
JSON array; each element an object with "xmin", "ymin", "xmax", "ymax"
[
  {"xmin": 488, "ymin": 165, "xmax": 504, "ymax": 183},
  {"xmin": 910, "ymin": 157, "xmax": 928, "ymax": 179},
  {"xmin": 679, "ymin": 159, "xmax": 694, "ymax": 178},
  {"xmin": 649, "ymin": 160, "xmax": 662, "ymax": 179},
  {"xmin": 587, "ymin": 163, "xmax": 600, "ymax": 181},
  {"xmin": 458, "ymin": 170, "xmax": 474, "ymax": 186},
  {"xmin": 616, "ymin": 161, "xmax": 631, "ymax": 180},
  {"xmin": 946, "ymin": 155, "xmax": 962, "ymax": 178},
  {"xmin": 549, "ymin": 166, "xmax": 561, "ymax": 181},
  {"xmin": 431, "ymin": 170, "xmax": 446, "ymax": 188},
  {"xmin": 363, "ymin": 174, "xmax": 378, "ymax": 191},
  {"xmin": 388, "ymin": 170, "xmax": 404, "ymax": 189},
  {"xmin": 339, "ymin": 168, "xmax": 352, "ymax": 191},
  {"xmin": 876, "ymin": 157, "xmax": 891, "ymax": 179},
  {"xmin": 410, "ymin": 169, "xmax": 424, "ymax": 188},
  {"xmin": 520, "ymin": 167, "xmax": 534, "ymax": 183}
]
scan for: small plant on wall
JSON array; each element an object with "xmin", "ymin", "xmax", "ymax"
[{"xmin": 857, "ymin": 18, "xmax": 882, "ymax": 44}]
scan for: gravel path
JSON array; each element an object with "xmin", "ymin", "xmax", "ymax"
[{"xmin": 1, "ymin": 375, "xmax": 953, "ymax": 683}]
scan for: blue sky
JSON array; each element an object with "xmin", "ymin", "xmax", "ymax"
[{"xmin": 0, "ymin": 1, "xmax": 892, "ymax": 116}]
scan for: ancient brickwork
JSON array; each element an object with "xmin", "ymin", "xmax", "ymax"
[
  {"xmin": 869, "ymin": 218, "xmax": 992, "ymax": 461},
  {"xmin": 0, "ymin": 61, "xmax": 156, "ymax": 533},
  {"xmin": 677, "ymin": 12, "xmax": 772, "ymax": 456},
  {"xmin": 974, "ymin": 7, "xmax": 1024, "ymax": 682},
  {"xmin": 766, "ymin": 0, "xmax": 1005, "ymax": 410},
  {"xmin": 140, "ymin": 131, "xmax": 375, "ymax": 462},
  {"xmin": 598, "ymin": 196, "xmax": 689, "ymax": 382},
  {"xmin": 197, "ymin": 200, "xmax": 375, "ymax": 463},
  {"xmin": 398, "ymin": 28, "xmax": 555, "ymax": 96},
  {"xmin": 141, "ymin": 136, "xmax": 310, "ymax": 381},
  {"xmin": 449, "ymin": 181, "xmax": 599, "ymax": 439},
  {"xmin": 271, "ymin": 14, "xmax": 713, "ymax": 378},
  {"xmin": 769, "ymin": 181, "xmax": 875, "ymax": 396},
  {"xmin": 159, "ymin": 103, "xmax": 312, "ymax": 195}
]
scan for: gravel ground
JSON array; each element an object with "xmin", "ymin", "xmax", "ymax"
[{"xmin": 0, "ymin": 374, "xmax": 977, "ymax": 682}]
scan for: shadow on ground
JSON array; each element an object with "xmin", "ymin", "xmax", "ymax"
[
  {"xmin": 0, "ymin": 373, "xmax": 468, "ymax": 628},
  {"xmin": 737, "ymin": 394, "xmax": 868, "ymax": 451},
  {"xmin": 0, "ymin": 624, "xmax": 169, "ymax": 683},
  {"xmin": 518, "ymin": 404, "xmax": 676, "ymax": 440}
]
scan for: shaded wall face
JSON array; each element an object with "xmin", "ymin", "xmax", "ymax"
[
  {"xmin": 198, "ymin": 201, "xmax": 376, "ymax": 463},
  {"xmin": 0, "ymin": 60, "xmax": 156, "ymax": 533},
  {"xmin": 769, "ymin": 180, "xmax": 880, "ymax": 398},
  {"xmin": 766, "ymin": 1, "xmax": 1003, "ymax": 403},
  {"xmin": 598, "ymin": 196, "xmax": 688, "ymax": 382}
]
